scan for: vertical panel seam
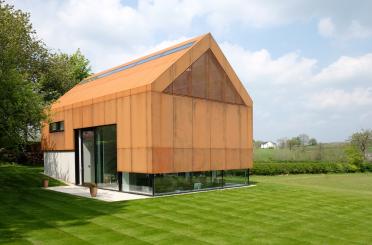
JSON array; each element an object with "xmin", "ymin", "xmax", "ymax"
[
  {"xmin": 129, "ymin": 95, "xmax": 133, "ymax": 172},
  {"xmin": 224, "ymin": 103, "xmax": 227, "ymax": 170}
]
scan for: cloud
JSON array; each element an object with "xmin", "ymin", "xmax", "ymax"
[
  {"xmin": 312, "ymin": 53, "xmax": 372, "ymax": 84},
  {"xmin": 310, "ymin": 87, "xmax": 372, "ymax": 109},
  {"xmin": 347, "ymin": 20, "xmax": 372, "ymax": 39},
  {"xmin": 318, "ymin": 17, "xmax": 335, "ymax": 38},
  {"xmin": 318, "ymin": 18, "xmax": 372, "ymax": 40},
  {"xmin": 217, "ymin": 43, "xmax": 372, "ymax": 141},
  {"xmin": 11, "ymin": 0, "xmax": 372, "ymax": 70},
  {"xmin": 220, "ymin": 43, "xmax": 317, "ymax": 86}
]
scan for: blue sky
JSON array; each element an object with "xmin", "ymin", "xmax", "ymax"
[{"xmin": 11, "ymin": 0, "xmax": 372, "ymax": 142}]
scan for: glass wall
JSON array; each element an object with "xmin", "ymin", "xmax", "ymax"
[
  {"xmin": 154, "ymin": 171, "xmax": 223, "ymax": 194},
  {"xmin": 121, "ymin": 169, "xmax": 249, "ymax": 196},
  {"xmin": 223, "ymin": 169, "xmax": 249, "ymax": 187},
  {"xmin": 122, "ymin": 173, "xmax": 153, "ymax": 195}
]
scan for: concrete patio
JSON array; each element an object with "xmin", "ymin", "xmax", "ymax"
[{"xmin": 46, "ymin": 185, "xmax": 150, "ymax": 202}]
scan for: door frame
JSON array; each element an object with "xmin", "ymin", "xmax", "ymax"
[{"xmin": 75, "ymin": 125, "xmax": 119, "ymax": 189}]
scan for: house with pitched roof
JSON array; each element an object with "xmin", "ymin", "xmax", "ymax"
[{"xmin": 42, "ymin": 33, "xmax": 253, "ymax": 195}]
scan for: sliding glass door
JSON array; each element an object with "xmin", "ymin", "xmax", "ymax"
[
  {"xmin": 95, "ymin": 126, "xmax": 118, "ymax": 190},
  {"xmin": 80, "ymin": 125, "xmax": 118, "ymax": 190}
]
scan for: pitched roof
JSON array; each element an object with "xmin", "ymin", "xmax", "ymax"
[{"xmin": 52, "ymin": 33, "xmax": 252, "ymax": 109}]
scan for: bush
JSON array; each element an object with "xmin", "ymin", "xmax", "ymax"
[
  {"xmin": 344, "ymin": 145, "xmax": 364, "ymax": 166},
  {"xmin": 360, "ymin": 162, "xmax": 372, "ymax": 172},
  {"xmin": 252, "ymin": 162, "xmax": 369, "ymax": 175}
]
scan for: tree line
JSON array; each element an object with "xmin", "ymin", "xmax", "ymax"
[
  {"xmin": 0, "ymin": 1, "xmax": 91, "ymax": 160},
  {"xmin": 255, "ymin": 129, "xmax": 372, "ymax": 164}
]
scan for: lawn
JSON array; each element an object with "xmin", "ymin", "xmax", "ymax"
[{"xmin": 1, "ymin": 164, "xmax": 372, "ymax": 244}]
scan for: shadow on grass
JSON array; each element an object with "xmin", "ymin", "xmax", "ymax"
[{"xmin": 0, "ymin": 164, "xmax": 126, "ymax": 243}]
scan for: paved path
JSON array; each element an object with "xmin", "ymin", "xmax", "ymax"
[{"xmin": 46, "ymin": 185, "xmax": 149, "ymax": 202}]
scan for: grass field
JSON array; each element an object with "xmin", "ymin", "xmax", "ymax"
[
  {"xmin": 1, "ymin": 164, "xmax": 372, "ymax": 244},
  {"xmin": 254, "ymin": 142, "xmax": 372, "ymax": 163},
  {"xmin": 254, "ymin": 143, "xmax": 349, "ymax": 163}
]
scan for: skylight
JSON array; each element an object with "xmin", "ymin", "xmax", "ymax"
[{"xmin": 81, "ymin": 41, "xmax": 195, "ymax": 84}]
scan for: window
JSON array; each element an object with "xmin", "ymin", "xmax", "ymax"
[{"xmin": 49, "ymin": 121, "xmax": 64, "ymax": 133}]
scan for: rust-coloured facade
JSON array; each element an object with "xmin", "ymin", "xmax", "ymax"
[{"xmin": 42, "ymin": 33, "xmax": 253, "ymax": 195}]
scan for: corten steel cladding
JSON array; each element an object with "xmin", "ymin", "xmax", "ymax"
[{"xmin": 42, "ymin": 33, "xmax": 253, "ymax": 173}]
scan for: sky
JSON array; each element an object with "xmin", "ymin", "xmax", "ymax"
[{"xmin": 10, "ymin": 0, "xmax": 372, "ymax": 143}]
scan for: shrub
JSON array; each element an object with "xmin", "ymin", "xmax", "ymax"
[
  {"xmin": 344, "ymin": 145, "xmax": 364, "ymax": 166},
  {"xmin": 360, "ymin": 163, "xmax": 372, "ymax": 172},
  {"xmin": 252, "ymin": 162, "xmax": 370, "ymax": 175}
]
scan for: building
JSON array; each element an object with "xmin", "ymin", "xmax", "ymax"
[
  {"xmin": 42, "ymin": 33, "xmax": 253, "ymax": 196},
  {"xmin": 260, "ymin": 141, "xmax": 277, "ymax": 149}
]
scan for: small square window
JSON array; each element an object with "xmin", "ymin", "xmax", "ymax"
[{"xmin": 49, "ymin": 121, "xmax": 64, "ymax": 133}]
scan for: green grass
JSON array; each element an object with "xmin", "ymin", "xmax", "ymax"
[{"xmin": 1, "ymin": 164, "xmax": 372, "ymax": 244}]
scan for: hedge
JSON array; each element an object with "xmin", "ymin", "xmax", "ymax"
[{"xmin": 252, "ymin": 162, "xmax": 372, "ymax": 175}]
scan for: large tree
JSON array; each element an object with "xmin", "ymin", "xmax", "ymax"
[
  {"xmin": 40, "ymin": 50, "xmax": 91, "ymax": 103},
  {"xmin": 0, "ymin": 1, "xmax": 47, "ymax": 150},
  {"xmin": 0, "ymin": 1, "xmax": 91, "ymax": 154}
]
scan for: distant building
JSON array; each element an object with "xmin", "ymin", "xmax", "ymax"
[{"xmin": 260, "ymin": 141, "xmax": 277, "ymax": 149}]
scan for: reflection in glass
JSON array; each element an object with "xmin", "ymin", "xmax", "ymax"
[
  {"xmin": 120, "ymin": 170, "xmax": 249, "ymax": 196},
  {"xmin": 122, "ymin": 173, "xmax": 153, "ymax": 195},
  {"xmin": 95, "ymin": 125, "xmax": 118, "ymax": 190},
  {"xmin": 82, "ymin": 130, "xmax": 95, "ymax": 184},
  {"xmin": 154, "ymin": 170, "xmax": 224, "ymax": 195},
  {"xmin": 223, "ymin": 169, "xmax": 248, "ymax": 187}
]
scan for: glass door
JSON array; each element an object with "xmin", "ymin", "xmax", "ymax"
[
  {"xmin": 80, "ymin": 125, "xmax": 118, "ymax": 190},
  {"xmin": 95, "ymin": 125, "xmax": 118, "ymax": 190},
  {"xmin": 82, "ymin": 129, "xmax": 95, "ymax": 185}
]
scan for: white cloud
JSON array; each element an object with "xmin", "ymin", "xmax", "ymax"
[
  {"xmin": 318, "ymin": 18, "xmax": 372, "ymax": 40},
  {"xmin": 347, "ymin": 20, "xmax": 372, "ymax": 39},
  {"xmin": 10, "ymin": 0, "xmax": 199, "ymax": 71},
  {"xmin": 310, "ymin": 87, "xmax": 372, "ymax": 109},
  {"xmin": 318, "ymin": 17, "xmax": 335, "ymax": 37},
  {"xmin": 220, "ymin": 43, "xmax": 317, "ymax": 86},
  {"xmin": 11, "ymin": 0, "xmax": 372, "ymax": 67},
  {"xmin": 216, "ymin": 43, "xmax": 372, "ymax": 141},
  {"xmin": 312, "ymin": 53, "xmax": 372, "ymax": 84}
]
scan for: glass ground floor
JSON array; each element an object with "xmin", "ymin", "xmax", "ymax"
[
  {"xmin": 121, "ymin": 169, "xmax": 250, "ymax": 196},
  {"xmin": 75, "ymin": 124, "xmax": 249, "ymax": 196}
]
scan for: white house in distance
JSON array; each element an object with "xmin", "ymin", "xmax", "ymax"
[{"xmin": 260, "ymin": 141, "xmax": 277, "ymax": 149}]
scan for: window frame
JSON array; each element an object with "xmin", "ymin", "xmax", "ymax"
[{"xmin": 49, "ymin": 121, "xmax": 64, "ymax": 133}]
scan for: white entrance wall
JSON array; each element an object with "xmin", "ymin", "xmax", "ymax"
[{"xmin": 44, "ymin": 151, "xmax": 75, "ymax": 183}]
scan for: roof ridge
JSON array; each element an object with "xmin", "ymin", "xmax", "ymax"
[{"xmin": 81, "ymin": 33, "xmax": 208, "ymax": 84}]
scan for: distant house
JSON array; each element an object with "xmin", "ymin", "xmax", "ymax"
[{"xmin": 260, "ymin": 141, "xmax": 277, "ymax": 149}]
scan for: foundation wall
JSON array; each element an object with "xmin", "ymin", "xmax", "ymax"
[{"xmin": 44, "ymin": 151, "xmax": 75, "ymax": 183}]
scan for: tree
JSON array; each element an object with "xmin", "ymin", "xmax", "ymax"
[
  {"xmin": 0, "ymin": 1, "xmax": 91, "ymax": 157},
  {"xmin": 345, "ymin": 145, "xmax": 364, "ymax": 165},
  {"xmin": 277, "ymin": 138, "xmax": 288, "ymax": 149},
  {"xmin": 39, "ymin": 49, "xmax": 91, "ymax": 103},
  {"xmin": 287, "ymin": 137, "xmax": 301, "ymax": 150},
  {"xmin": 349, "ymin": 129, "xmax": 372, "ymax": 160},
  {"xmin": 0, "ymin": 1, "xmax": 47, "ymax": 151},
  {"xmin": 254, "ymin": 140, "xmax": 264, "ymax": 149},
  {"xmin": 298, "ymin": 134, "xmax": 310, "ymax": 146},
  {"xmin": 309, "ymin": 138, "xmax": 317, "ymax": 146}
]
